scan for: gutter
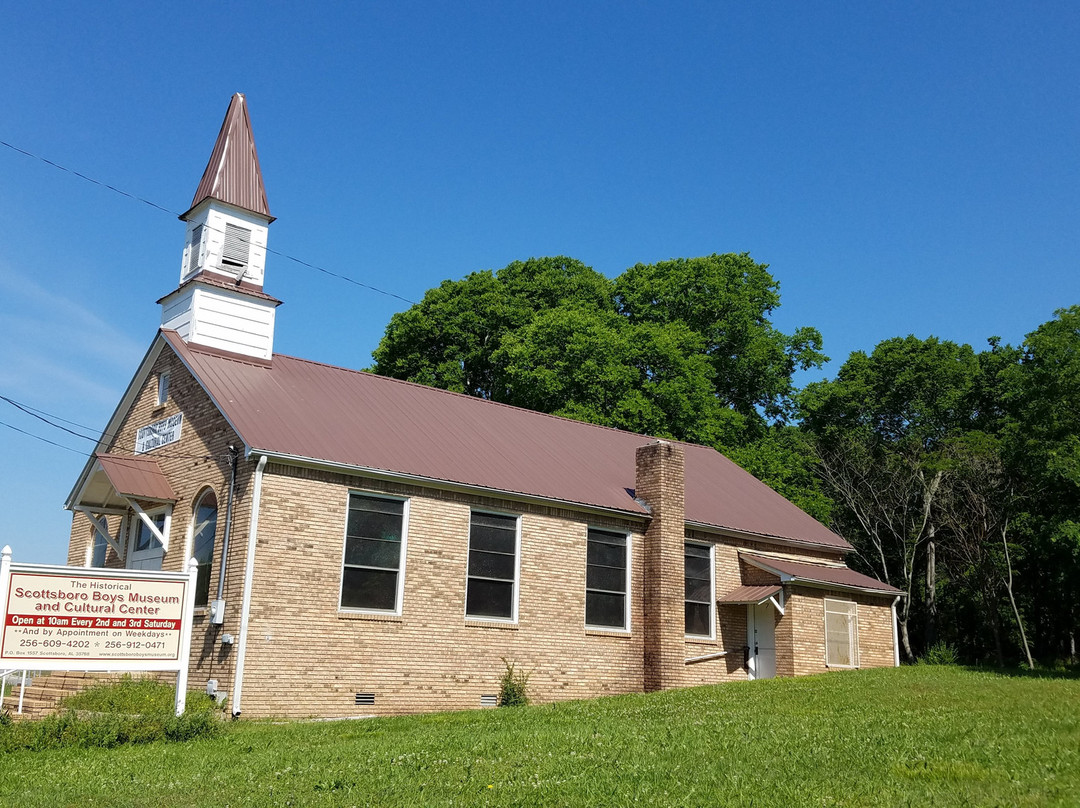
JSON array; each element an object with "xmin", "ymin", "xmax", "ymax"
[
  {"xmin": 231, "ymin": 454, "xmax": 267, "ymax": 717},
  {"xmin": 248, "ymin": 449, "xmax": 651, "ymax": 523},
  {"xmin": 892, "ymin": 595, "xmax": 901, "ymax": 667}
]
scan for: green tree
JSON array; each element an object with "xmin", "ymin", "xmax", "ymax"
[
  {"xmin": 615, "ymin": 253, "xmax": 826, "ymax": 424},
  {"xmin": 799, "ymin": 336, "xmax": 981, "ymax": 660}
]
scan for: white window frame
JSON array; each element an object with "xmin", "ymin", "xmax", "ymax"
[
  {"xmin": 584, "ymin": 526, "xmax": 631, "ymax": 632},
  {"xmin": 823, "ymin": 598, "xmax": 860, "ymax": 668},
  {"xmin": 190, "ymin": 488, "xmax": 218, "ymax": 607},
  {"xmin": 127, "ymin": 507, "xmax": 169, "ymax": 571},
  {"xmin": 684, "ymin": 541, "xmax": 716, "ymax": 640},
  {"xmin": 157, "ymin": 372, "xmax": 170, "ymax": 407},
  {"xmin": 337, "ymin": 491, "xmax": 410, "ymax": 616},
  {"xmin": 187, "ymin": 224, "xmax": 204, "ymax": 275},
  {"xmin": 464, "ymin": 509, "xmax": 521, "ymax": 624}
]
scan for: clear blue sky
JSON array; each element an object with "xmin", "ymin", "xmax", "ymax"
[{"xmin": 1, "ymin": 2, "xmax": 1077, "ymax": 564}]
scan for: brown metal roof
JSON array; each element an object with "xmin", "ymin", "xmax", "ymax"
[
  {"xmin": 156, "ymin": 271, "xmax": 283, "ymax": 305},
  {"xmin": 95, "ymin": 453, "xmax": 177, "ymax": 502},
  {"xmin": 741, "ymin": 553, "xmax": 901, "ymax": 595},
  {"xmin": 717, "ymin": 584, "xmax": 783, "ymax": 605},
  {"xmin": 184, "ymin": 93, "xmax": 273, "ymax": 221},
  {"xmin": 162, "ymin": 331, "xmax": 851, "ymax": 550}
]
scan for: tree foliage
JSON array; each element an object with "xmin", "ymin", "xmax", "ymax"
[{"xmin": 372, "ymin": 253, "xmax": 824, "ymax": 453}]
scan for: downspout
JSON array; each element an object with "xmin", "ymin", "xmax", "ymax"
[
  {"xmin": 891, "ymin": 596, "xmax": 901, "ymax": 667},
  {"xmin": 231, "ymin": 454, "xmax": 267, "ymax": 717},
  {"xmin": 215, "ymin": 445, "xmax": 239, "ymax": 601}
]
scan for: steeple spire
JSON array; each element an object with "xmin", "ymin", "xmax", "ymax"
[
  {"xmin": 162, "ymin": 94, "xmax": 281, "ymax": 361},
  {"xmin": 184, "ymin": 93, "xmax": 273, "ymax": 221}
]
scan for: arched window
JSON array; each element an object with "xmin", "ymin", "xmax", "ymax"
[{"xmin": 192, "ymin": 489, "xmax": 218, "ymax": 607}]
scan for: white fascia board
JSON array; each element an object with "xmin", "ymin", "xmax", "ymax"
[
  {"xmin": 685, "ymin": 520, "xmax": 851, "ymax": 556},
  {"xmin": 64, "ymin": 335, "xmax": 168, "ymax": 510},
  {"xmin": 250, "ymin": 449, "xmax": 651, "ymax": 523}
]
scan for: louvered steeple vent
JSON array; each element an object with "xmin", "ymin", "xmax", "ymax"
[{"xmin": 161, "ymin": 94, "xmax": 281, "ymax": 360}]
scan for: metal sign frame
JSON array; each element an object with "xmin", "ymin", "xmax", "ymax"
[{"xmin": 0, "ymin": 546, "xmax": 198, "ymax": 715}]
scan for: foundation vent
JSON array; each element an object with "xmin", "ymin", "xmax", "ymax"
[
  {"xmin": 354, "ymin": 692, "xmax": 375, "ymax": 706},
  {"xmin": 480, "ymin": 694, "xmax": 498, "ymax": 707}
]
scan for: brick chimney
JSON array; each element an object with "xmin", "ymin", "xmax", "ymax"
[{"xmin": 636, "ymin": 440, "xmax": 686, "ymax": 691}]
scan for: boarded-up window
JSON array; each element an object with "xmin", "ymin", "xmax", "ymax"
[
  {"xmin": 824, "ymin": 598, "xmax": 859, "ymax": 667},
  {"xmin": 222, "ymin": 223, "xmax": 251, "ymax": 268},
  {"xmin": 187, "ymin": 225, "xmax": 203, "ymax": 273}
]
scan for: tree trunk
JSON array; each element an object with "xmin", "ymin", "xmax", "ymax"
[
  {"xmin": 898, "ymin": 617, "xmax": 915, "ymax": 662},
  {"xmin": 925, "ymin": 538, "xmax": 937, "ymax": 649},
  {"xmin": 1001, "ymin": 525, "xmax": 1035, "ymax": 669}
]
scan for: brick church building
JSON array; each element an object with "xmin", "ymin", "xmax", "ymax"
[{"xmin": 65, "ymin": 94, "xmax": 901, "ymax": 718}]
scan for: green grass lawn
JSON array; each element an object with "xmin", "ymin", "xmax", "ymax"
[{"xmin": 2, "ymin": 665, "xmax": 1077, "ymax": 807}]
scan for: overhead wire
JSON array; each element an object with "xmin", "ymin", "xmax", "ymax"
[
  {"xmin": 0, "ymin": 394, "xmax": 234, "ymax": 463},
  {"xmin": 0, "ymin": 138, "xmax": 417, "ymax": 305}
]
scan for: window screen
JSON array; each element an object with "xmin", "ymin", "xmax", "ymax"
[
  {"xmin": 340, "ymin": 494, "xmax": 405, "ymax": 612},
  {"xmin": 586, "ymin": 528, "xmax": 627, "ymax": 628},
  {"xmin": 684, "ymin": 543, "xmax": 713, "ymax": 636},
  {"xmin": 466, "ymin": 512, "xmax": 518, "ymax": 619}
]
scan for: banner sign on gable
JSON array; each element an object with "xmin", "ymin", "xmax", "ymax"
[{"xmin": 135, "ymin": 413, "xmax": 183, "ymax": 454}]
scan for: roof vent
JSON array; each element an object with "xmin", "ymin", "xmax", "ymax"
[{"xmin": 354, "ymin": 692, "xmax": 375, "ymax": 706}]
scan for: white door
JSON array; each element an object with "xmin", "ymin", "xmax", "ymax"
[
  {"xmin": 747, "ymin": 603, "xmax": 776, "ymax": 680},
  {"xmin": 129, "ymin": 513, "xmax": 165, "ymax": 571}
]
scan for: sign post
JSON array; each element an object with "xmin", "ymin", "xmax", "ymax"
[{"xmin": 0, "ymin": 546, "xmax": 198, "ymax": 716}]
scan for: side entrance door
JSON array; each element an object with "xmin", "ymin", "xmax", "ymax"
[
  {"xmin": 128, "ymin": 513, "xmax": 166, "ymax": 571},
  {"xmin": 747, "ymin": 602, "xmax": 776, "ymax": 680}
]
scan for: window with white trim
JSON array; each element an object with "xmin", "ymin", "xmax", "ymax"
[
  {"xmin": 340, "ymin": 494, "xmax": 407, "ymax": 612},
  {"xmin": 157, "ymin": 372, "xmax": 170, "ymax": 407},
  {"xmin": 466, "ymin": 511, "xmax": 519, "ymax": 620},
  {"xmin": 585, "ymin": 528, "xmax": 629, "ymax": 629},
  {"xmin": 192, "ymin": 490, "xmax": 218, "ymax": 607},
  {"xmin": 90, "ymin": 528, "xmax": 108, "ymax": 567},
  {"xmin": 222, "ymin": 223, "xmax": 251, "ymax": 269},
  {"xmin": 684, "ymin": 542, "xmax": 714, "ymax": 637},
  {"xmin": 824, "ymin": 598, "xmax": 859, "ymax": 667}
]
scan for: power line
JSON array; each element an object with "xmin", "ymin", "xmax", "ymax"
[
  {"xmin": 0, "ymin": 138, "xmax": 417, "ymax": 306},
  {"xmin": 0, "ymin": 393, "xmax": 234, "ymax": 462},
  {"xmin": 0, "ymin": 418, "xmax": 87, "ymax": 456}
]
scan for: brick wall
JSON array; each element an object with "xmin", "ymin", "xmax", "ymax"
[
  {"xmin": 236, "ymin": 464, "xmax": 646, "ymax": 717},
  {"xmin": 65, "ymin": 342, "xmax": 899, "ymax": 718},
  {"xmin": 66, "ymin": 343, "xmax": 254, "ymax": 695}
]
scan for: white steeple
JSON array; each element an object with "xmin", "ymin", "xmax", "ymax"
[{"xmin": 160, "ymin": 94, "xmax": 280, "ymax": 360}]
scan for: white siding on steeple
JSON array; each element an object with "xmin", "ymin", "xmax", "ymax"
[
  {"xmin": 161, "ymin": 283, "xmax": 276, "ymax": 360},
  {"xmin": 179, "ymin": 201, "xmax": 269, "ymax": 287}
]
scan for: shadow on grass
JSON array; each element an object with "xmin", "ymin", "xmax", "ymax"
[{"xmin": 958, "ymin": 663, "xmax": 1080, "ymax": 680}]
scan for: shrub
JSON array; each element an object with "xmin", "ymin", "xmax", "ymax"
[
  {"xmin": 499, "ymin": 659, "xmax": 531, "ymax": 707},
  {"xmin": 0, "ymin": 678, "xmax": 221, "ymax": 753},
  {"xmin": 920, "ymin": 641, "xmax": 959, "ymax": 666}
]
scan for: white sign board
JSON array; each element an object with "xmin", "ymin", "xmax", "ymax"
[
  {"xmin": 135, "ymin": 413, "xmax": 183, "ymax": 454},
  {"xmin": 0, "ymin": 547, "xmax": 198, "ymax": 714}
]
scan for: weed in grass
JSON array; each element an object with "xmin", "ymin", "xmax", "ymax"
[{"xmin": 498, "ymin": 658, "xmax": 531, "ymax": 707}]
